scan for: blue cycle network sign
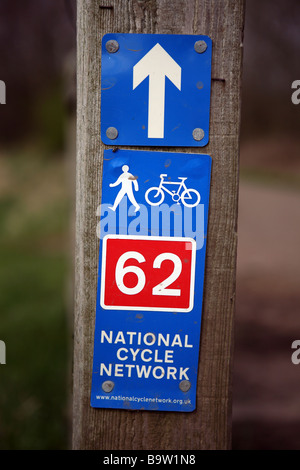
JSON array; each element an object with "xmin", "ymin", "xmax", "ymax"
[{"xmin": 91, "ymin": 149, "xmax": 212, "ymax": 412}]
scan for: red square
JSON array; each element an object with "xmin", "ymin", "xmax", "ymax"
[{"xmin": 100, "ymin": 235, "xmax": 196, "ymax": 312}]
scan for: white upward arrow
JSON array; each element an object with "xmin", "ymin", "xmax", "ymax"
[{"xmin": 133, "ymin": 43, "xmax": 181, "ymax": 139}]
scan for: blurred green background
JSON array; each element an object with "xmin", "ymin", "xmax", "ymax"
[
  {"xmin": 0, "ymin": 151, "xmax": 70, "ymax": 448},
  {"xmin": 0, "ymin": 0, "xmax": 76, "ymax": 449},
  {"xmin": 0, "ymin": 0, "xmax": 300, "ymax": 450}
]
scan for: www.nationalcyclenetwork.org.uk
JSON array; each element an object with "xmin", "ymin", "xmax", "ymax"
[{"xmin": 95, "ymin": 394, "xmax": 191, "ymax": 406}]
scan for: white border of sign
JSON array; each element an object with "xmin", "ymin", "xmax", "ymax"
[{"xmin": 100, "ymin": 234, "xmax": 196, "ymax": 312}]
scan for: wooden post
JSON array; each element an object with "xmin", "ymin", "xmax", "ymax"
[{"xmin": 73, "ymin": 0, "xmax": 245, "ymax": 450}]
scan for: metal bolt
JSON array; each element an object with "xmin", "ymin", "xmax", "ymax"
[
  {"xmin": 106, "ymin": 126, "xmax": 118, "ymax": 140},
  {"xmin": 105, "ymin": 39, "xmax": 119, "ymax": 53},
  {"xmin": 194, "ymin": 40, "xmax": 207, "ymax": 54},
  {"xmin": 179, "ymin": 380, "xmax": 191, "ymax": 392},
  {"xmin": 102, "ymin": 380, "xmax": 115, "ymax": 393},
  {"xmin": 192, "ymin": 128, "xmax": 204, "ymax": 141}
]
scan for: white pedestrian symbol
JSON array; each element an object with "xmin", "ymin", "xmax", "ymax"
[{"xmin": 109, "ymin": 165, "xmax": 140, "ymax": 212}]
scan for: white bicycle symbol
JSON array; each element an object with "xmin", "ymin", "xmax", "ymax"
[{"xmin": 145, "ymin": 174, "xmax": 201, "ymax": 208}]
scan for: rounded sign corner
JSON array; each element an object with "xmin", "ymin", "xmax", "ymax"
[{"xmin": 102, "ymin": 32, "xmax": 112, "ymax": 42}]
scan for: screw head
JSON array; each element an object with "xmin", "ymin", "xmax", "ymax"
[
  {"xmin": 192, "ymin": 128, "xmax": 205, "ymax": 141},
  {"xmin": 194, "ymin": 40, "xmax": 207, "ymax": 54},
  {"xmin": 179, "ymin": 380, "xmax": 191, "ymax": 392},
  {"xmin": 105, "ymin": 39, "xmax": 119, "ymax": 53},
  {"xmin": 102, "ymin": 380, "xmax": 115, "ymax": 393},
  {"xmin": 106, "ymin": 126, "xmax": 118, "ymax": 140}
]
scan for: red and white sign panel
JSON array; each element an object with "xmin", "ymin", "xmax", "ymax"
[{"xmin": 100, "ymin": 235, "xmax": 196, "ymax": 312}]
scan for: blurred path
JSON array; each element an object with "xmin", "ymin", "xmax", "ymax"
[
  {"xmin": 233, "ymin": 181, "xmax": 300, "ymax": 449},
  {"xmin": 237, "ymin": 182, "xmax": 300, "ymax": 293}
]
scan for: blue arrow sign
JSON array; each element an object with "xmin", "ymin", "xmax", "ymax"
[{"xmin": 101, "ymin": 34, "xmax": 212, "ymax": 147}]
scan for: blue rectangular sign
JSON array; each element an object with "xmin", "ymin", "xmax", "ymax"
[
  {"xmin": 91, "ymin": 149, "xmax": 211, "ymax": 412},
  {"xmin": 101, "ymin": 33, "xmax": 212, "ymax": 147}
]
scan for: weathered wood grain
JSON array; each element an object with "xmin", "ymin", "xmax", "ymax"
[{"xmin": 73, "ymin": 0, "xmax": 245, "ymax": 450}]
